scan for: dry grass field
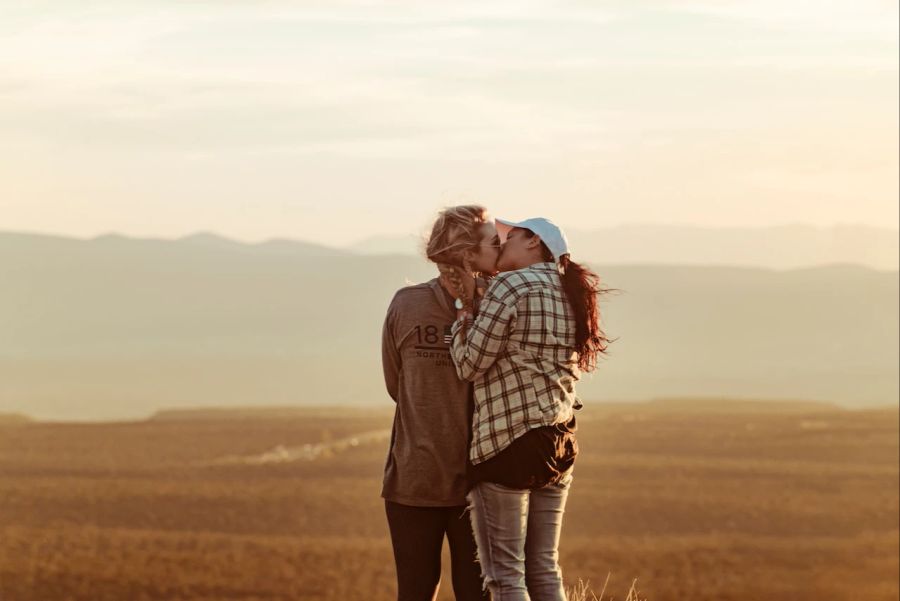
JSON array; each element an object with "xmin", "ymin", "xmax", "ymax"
[{"xmin": 0, "ymin": 399, "xmax": 897, "ymax": 601}]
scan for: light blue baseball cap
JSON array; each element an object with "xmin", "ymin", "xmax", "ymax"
[{"xmin": 495, "ymin": 217, "xmax": 571, "ymax": 261}]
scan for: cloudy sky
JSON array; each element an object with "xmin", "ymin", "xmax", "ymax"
[{"xmin": 1, "ymin": 0, "xmax": 897, "ymax": 246}]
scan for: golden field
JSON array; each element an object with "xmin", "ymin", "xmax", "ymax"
[{"xmin": 0, "ymin": 399, "xmax": 897, "ymax": 601}]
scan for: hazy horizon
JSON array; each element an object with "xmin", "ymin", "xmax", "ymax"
[
  {"xmin": 4, "ymin": 222, "xmax": 899, "ymax": 273},
  {"xmin": 2, "ymin": 232, "xmax": 896, "ymax": 421},
  {"xmin": 3, "ymin": 221, "xmax": 899, "ymax": 248}
]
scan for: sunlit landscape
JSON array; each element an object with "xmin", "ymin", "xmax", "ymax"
[
  {"xmin": 1, "ymin": 1, "xmax": 897, "ymax": 599},
  {"xmin": 1, "ymin": 400, "xmax": 897, "ymax": 601}
]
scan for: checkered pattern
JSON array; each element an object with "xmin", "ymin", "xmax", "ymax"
[{"xmin": 450, "ymin": 261, "xmax": 584, "ymax": 465}]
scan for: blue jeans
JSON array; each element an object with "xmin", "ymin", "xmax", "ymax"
[{"xmin": 465, "ymin": 470, "xmax": 573, "ymax": 601}]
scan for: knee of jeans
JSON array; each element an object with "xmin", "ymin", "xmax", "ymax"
[
  {"xmin": 525, "ymin": 550, "xmax": 561, "ymax": 578},
  {"xmin": 484, "ymin": 566, "xmax": 527, "ymax": 592},
  {"xmin": 525, "ymin": 566, "xmax": 563, "ymax": 590},
  {"xmin": 489, "ymin": 548, "xmax": 526, "ymax": 577},
  {"xmin": 480, "ymin": 543, "xmax": 526, "ymax": 587}
]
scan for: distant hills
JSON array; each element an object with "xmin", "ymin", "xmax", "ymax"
[
  {"xmin": 27, "ymin": 230, "xmax": 351, "ymax": 258},
  {"xmin": 350, "ymin": 223, "xmax": 900, "ymax": 271},
  {"xmin": 1, "ymin": 229, "xmax": 897, "ymax": 421},
  {"xmin": 0, "ymin": 412, "xmax": 32, "ymax": 424},
  {"xmin": 6, "ymin": 223, "xmax": 896, "ymax": 270}
]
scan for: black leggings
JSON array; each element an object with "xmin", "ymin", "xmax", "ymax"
[{"xmin": 384, "ymin": 500, "xmax": 490, "ymax": 601}]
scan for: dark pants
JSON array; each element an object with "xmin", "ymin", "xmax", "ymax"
[{"xmin": 385, "ymin": 499, "xmax": 490, "ymax": 601}]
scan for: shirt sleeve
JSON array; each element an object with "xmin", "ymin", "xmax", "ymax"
[
  {"xmin": 381, "ymin": 297, "xmax": 402, "ymax": 403},
  {"xmin": 450, "ymin": 281, "xmax": 517, "ymax": 381}
]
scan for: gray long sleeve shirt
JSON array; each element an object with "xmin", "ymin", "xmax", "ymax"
[{"xmin": 381, "ymin": 277, "xmax": 474, "ymax": 507}]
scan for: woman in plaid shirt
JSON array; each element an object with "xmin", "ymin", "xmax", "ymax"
[{"xmin": 448, "ymin": 217, "xmax": 611, "ymax": 601}]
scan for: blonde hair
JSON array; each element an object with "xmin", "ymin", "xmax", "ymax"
[{"xmin": 425, "ymin": 204, "xmax": 488, "ymax": 305}]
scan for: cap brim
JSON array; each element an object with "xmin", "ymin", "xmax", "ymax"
[{"xmin": 494, "ymin": 218, "xmax": 520, "ymax": 244}]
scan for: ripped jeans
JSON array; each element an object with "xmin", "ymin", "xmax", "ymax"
[{"xmin": 465, "ymin": 470, "xmax": 573, "ymax": 601}]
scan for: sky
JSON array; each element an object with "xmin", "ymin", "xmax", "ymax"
[{"xmin": 1, "ymin": 0, "xmax": 897, "ymax": 246}]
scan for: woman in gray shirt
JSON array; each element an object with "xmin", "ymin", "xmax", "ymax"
[{"xmin": 381, "ymin": 204, "xmax": 501, "ymax": 601}]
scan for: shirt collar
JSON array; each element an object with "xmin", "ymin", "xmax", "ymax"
[
  {"xmin": 525, "ymin": 261, "xmax": 559, "ymax": 273},
  {"xmin": 426, "ymin": 277, "xmax": 451, "ymax": 312}
]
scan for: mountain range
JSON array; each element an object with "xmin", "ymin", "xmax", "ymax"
[
  {"xmin": 1, "ymin": 228, "xmax": 897, "ymax": 421},
  {"xmin": 349, "ymin": 223, "xmax": 899, "ymax": 271}
]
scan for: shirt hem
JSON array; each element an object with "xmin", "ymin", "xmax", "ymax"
[{"xmin": 382, "ymin": 492, "xmax": 469, "ymax": 508}]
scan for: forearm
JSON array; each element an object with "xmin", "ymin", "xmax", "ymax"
[{"xmin": 450, "ymin": 303, "xmax": 510, "ymax": 381}]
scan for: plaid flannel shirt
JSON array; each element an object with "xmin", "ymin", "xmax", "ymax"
[{"xmin": 450, "ymin": 261, "xmax": 583, "ymax": 465}]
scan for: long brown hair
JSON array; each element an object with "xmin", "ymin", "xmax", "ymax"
[{"xmin": 522, "ymin": 229, "xmax": 615, "ymax": 373}]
